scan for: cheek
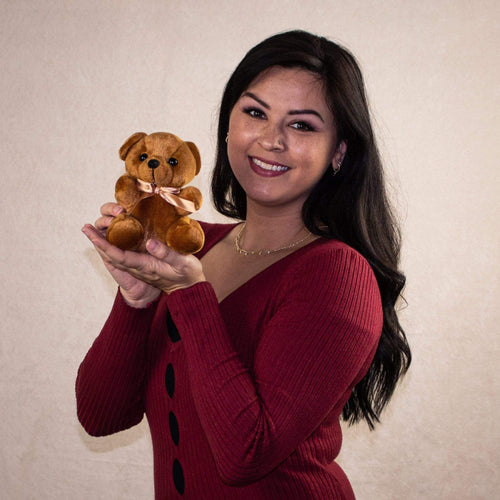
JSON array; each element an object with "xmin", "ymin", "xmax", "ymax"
[
  {"xmin": 227, "ymin": 126, "xmax": 254, "ymax": 167},
  {"xmin": 227, "ymin": 146, "xmax": 247, "ymax": 183},
  {"xmin": 288, "ymin": 140, "xmax": 324, "ymax": 168},
  {"xmin": 229, "ymin": 111, "xmax": 259, "ymax": 143},
  {"xmin": 307, "ymin": 139, "xmax": 336, "ymax": 167}
]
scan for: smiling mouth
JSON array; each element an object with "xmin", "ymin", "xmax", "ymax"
[{"xmin": 251, "ymin": 157, "xmax": 290, "ymax": 172}]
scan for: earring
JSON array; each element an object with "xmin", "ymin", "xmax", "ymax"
[
  {"xmin": 332, "ymin": 159, "xmax": 342, "ymax": 175},
  {"xmin": 225, "ymin": 133, "xmax": 229, "ymax": 144}
]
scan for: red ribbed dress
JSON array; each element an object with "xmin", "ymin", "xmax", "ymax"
[{"xmin": 76, "ymin": 222, "xmax": 383, "ymax": 499}]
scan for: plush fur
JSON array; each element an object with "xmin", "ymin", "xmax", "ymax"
[{"xmin": 106, "ymin": 132, "xmax": 205, "ymax": 254}]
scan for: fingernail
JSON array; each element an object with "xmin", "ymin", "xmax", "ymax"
[
  {"xmin": 147, "ymin": 239, "xmax": 158, "ymax": 251},
  {"xmin": 113, "ymin": 206, "xmax": 124, "ymax": 216}
]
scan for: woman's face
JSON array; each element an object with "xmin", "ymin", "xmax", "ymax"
[{"xmin": 227, "ymin": 66, "xmax": 346, "ymax": 213}]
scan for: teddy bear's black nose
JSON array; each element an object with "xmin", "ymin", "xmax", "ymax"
[{"xmin": 148, "ymin": 159, "xmax": 160, "ymax": 169}]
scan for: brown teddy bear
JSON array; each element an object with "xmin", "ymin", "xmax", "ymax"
[{"xmin": 106, "ymin": 132, "xmax": 205, "ymax": 254}]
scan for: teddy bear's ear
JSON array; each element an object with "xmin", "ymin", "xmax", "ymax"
[
  {"xmin": 119, "ymin": 132, "xmax": 147, "ymax": 160},
  {"xmin": 185, "ymin": 141, "xmax": 201, "ymax": 175}
]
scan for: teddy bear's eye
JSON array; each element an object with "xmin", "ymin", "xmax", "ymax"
[
  {"xmin": 140, "ymin": 153, "xmax": 148, "ymax": 161},
  {"xmin": 168, "ymin": 157, "xmax": 178, "ymax": 166}
]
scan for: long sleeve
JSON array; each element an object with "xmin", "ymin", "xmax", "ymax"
[
  {"xmin": 76, "ymin": 291, "xmax": 158, "ymax": 436},
  {"xmin": 166, "ymin": 244, "xmax": 383, "ymax": 486}
]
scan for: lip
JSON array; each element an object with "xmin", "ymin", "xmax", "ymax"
[{"xmin": 248, "ymin": 156, "xmax": 291, "ymax": 177}]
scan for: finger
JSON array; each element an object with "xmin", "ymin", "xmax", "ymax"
[
  {"xmin": 95, "ymin": 215, "xmax": 115, "ymax": 231},
  {"xmin": 82, "ymin": 226, "xmax": 138, "ymax": 272},
  {"xmin": 146, "ymin": 239, "xmax": 193, "ymax": 266},
  {"xmin": 83, "ymin": 227, "xmax": 178, "ymax": 286},
  {"xmin": 145, "ymin": 239, "xmax": 172, "ymax": 260},
  {"xmin": 91, "ymin": 236, "xmax": 156, "ymax": 274},
  {"xmin": 93, "ymin": 245, "xmax": 117, "ymax": 268},
  {"xmin": 100, "ymin": 202, "xmax": 125, "ymax": 217},
  {"xmin": 145, "ymin": 240, "xmax": 190, "ymax": 277},
  {"xmin": 82, "ymin": 224, "xmax": 118, "ymax": 267},
  {"xmin": 82, "ymin": 223, "xmax": 110, "ymax": 250},
  {"xmin": 82, "ymin": 223, "xmax": 100, "ymax": 240}
]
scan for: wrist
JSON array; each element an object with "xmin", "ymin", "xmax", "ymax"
[
  {"xmin": 163, "ymin": 274, "xmax": 207, "ymax": 295},
  {"xmin": 119, "ymin": 287, "xmax": 161, "ymax": 309}
]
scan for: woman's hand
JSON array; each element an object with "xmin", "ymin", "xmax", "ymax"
[{"xmin": 82, "ymin": 203, "xmax": 206, "ymax": 308}]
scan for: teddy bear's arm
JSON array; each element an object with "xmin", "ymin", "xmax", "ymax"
[
  {"xmin": 115, "ymin": 175, "xmax": 142, "ymax": 211},
  {"xmin": 175, "ymin": 186, "xmax": 202, "ymax": 216}
]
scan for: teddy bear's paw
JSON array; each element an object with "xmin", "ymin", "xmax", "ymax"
[
  {"xmin": 166, "ymin": 218, "xmax": 205, "ymax": 254},
  {"xmin": 106, "ymin": 214, "xmax": 144, "ymax": 251}
]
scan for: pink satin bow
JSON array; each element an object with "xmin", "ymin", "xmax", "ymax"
[{"xmin": 136, "ymin": 179, "xmax": 197, "ymax": 213}]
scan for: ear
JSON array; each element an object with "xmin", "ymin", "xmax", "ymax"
[
  {"xmin": 185, "ymin": 141, "xmax": 201, "ymax": 175},
  {"xmin": 333, "ymin": 140, "xmax": 347, "ymax": 166},
  {"xmin": 119, "ymin": 132, "xmax": 147, "ymax": 160}
]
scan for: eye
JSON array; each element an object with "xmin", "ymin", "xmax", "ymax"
[
  {"xmin": 168, "ymin": 157, "xmax": 178, "ymax": 166},
  {"xmin": 290, "ymin": 121, "xmax": 315, "ymax": 132},
  {"xmin": 244, "ymin": 107, "xmax": 266, "ymax": 119},
  {"xmin": 139, "ymin": 153, "xmax": 148, "ymax": 161}
]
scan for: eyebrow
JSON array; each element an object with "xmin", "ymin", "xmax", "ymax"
[{"xmin": 241, "ymin": 91, "xmax": 325, "ymax": 123}]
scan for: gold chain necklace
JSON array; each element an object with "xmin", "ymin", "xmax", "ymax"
[{"xmin": 234, "ymin": 223, "xmax": 313, "ymax": 256}]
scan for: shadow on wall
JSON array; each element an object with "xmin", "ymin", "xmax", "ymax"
[{"xmin": 77, "ymin": 419, "xmax": 150, "ymax": 453}]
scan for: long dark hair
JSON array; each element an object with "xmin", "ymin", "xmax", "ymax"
[{"xmin": 211, "ymin": 30, "xmax": 411, "ymax": 429}]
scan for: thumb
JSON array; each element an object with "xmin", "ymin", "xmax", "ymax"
[{"xmin": 145, "ymin": 239, "xmax": 171, "ymax": 260}]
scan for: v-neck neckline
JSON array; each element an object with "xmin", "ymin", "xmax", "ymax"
[{"xmin": 198, "ymin": 222, "xmax": 324, "ymax": 304}]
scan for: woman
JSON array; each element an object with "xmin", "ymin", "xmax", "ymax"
[{"xmin": 78, "ymin": 30, "xmax": 411, "ymax": 499}]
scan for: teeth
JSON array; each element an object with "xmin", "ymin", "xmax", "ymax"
[{"xmin": 252, "ymin": 157, "xmax": 289, "ymax": 172}]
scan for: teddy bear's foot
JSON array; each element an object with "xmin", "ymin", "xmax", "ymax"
[
  {"xmin": 166, "ymin": 217, "xmax": 205, "ymax": 254},
  {"xmin": 106, "ymin": 213, "xmax": 144, "ymax": 251}
]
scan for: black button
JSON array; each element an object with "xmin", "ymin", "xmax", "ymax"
[
  {"xmin": 166, "ymin": 310, "xmax": 181, "ymax": 343},
  {"xmin": 173, "ymin": 459, "xmax": 185, "ymax": 495},
  {"xmin": 169, "ymin": 411, "xmax": 180, "ymax": 446},
  {"xmin": 165, "ymin": 363, "xmax": 175, "ymax": 398}
]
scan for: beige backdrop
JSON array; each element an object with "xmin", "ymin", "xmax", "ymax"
[{"xmin": 1, "ymin": 1, "xmax": 498, "ymax": 498}]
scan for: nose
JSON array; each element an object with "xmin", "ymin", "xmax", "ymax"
[
  {"xmin": 259, "ymin": 124, "xmax": 285, "ymax": 151},
  {"xmin": 148, "ymin": 159, "xmax": 160, "ymax": 169}
]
